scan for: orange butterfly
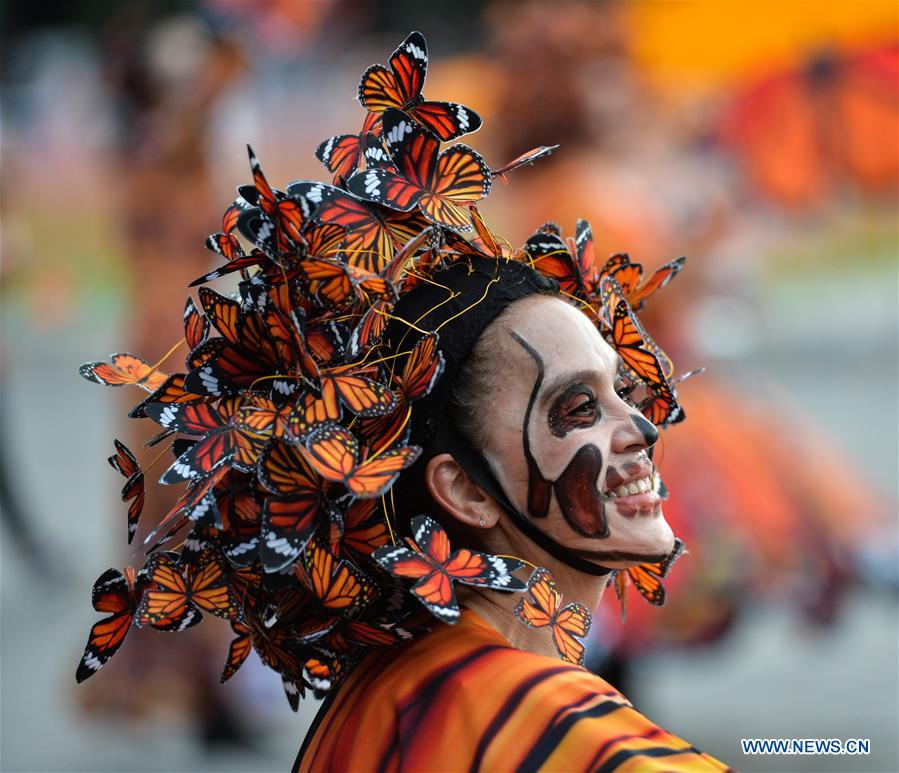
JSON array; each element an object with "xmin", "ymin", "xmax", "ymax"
[
  {"xmin": 183, "ymin": 297, "xmax": 210, "ymax": 353},
  {"xmin": 347, "ymin": 108, "xmax": 490, "ymax": 232},
  {"xmin": 75, "ymin": 566, "xmax": 147, "ymax": 682},
  {"xmin": 515, "ymin": 568, "xmax": 592, "ymax": 666},
  {"xmin": 374, "ymin": 515, "xmax": 525, "ymax": 622},
  {"xmin": 612, "ymin": 539, "xmax": 686, "ymax": 620},
  {"xmin": 137, "ymin": 549, "xmax": 240, "ymax": 630},
  {"xmin": 79, "ymin": 353, "xmax": 168, "ymax": 393},
  {"xmin": 128, "ymin": 373, "xmax": 206, "ymax": 420},
  {"xmin": 301, "ymin": 424, "xmax": 420, "ymax": 499},
  {"xmin": 297, "ymin": 257, "xmax": 396, "ymax": 310},
  {"xmin": 238, "ymin": 145, "xmax": 310, "ymax": 256},
  {"xmin": 107, "ymin": 440, "xmax": 144, "ymax": 544},
  {"xmin": 299, "ymin": 537, "xmax": 376, "ymax": 611},
  {"xmin": 606, "ymin": 257, "xmax": 685, "ymax": 311},
  {"xmin": 608, "ymin": 300, "xmax": 668, "ymax": 394},
  {"xmin": 358, "ymin": 31, "xmax": 481, "ymax": 141},
  {"xmin": 257, "ymin": 440, "xmax": 326, "ymax": 572}
]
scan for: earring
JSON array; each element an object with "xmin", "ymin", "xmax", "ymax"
[{"xmin": 478, "ymin": 518, "xmax": 486, "ymax": 527}]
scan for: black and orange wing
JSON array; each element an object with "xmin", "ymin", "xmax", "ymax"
[
  {"xmin": 341, "ymin": 498, "xmax": 389, "ymax": 558},
  {"xmin": 322, "ymin": 372, "xmax": 396, "ymax": 418},
  {"xmin": 625, "ymin": 538, "xmax": 686, "ymax": 606},
  {"xmin": 185, "ymin": 548, "xmax": 241, "ymax": 619},
  {"xmin": 609, "ymin": 300, "xmax": 667, "ymax": 392},
  {"xmin": 128, "ymin": 374, "xmax": 206, "ymax": 420},
  {"xmin": 75, "ymin": 567, "xmax": 142, "ymax": 682},
  {"xmin": 183, "ymin": 297, "xmax": 210, "ymax": 351},
  {"xmin": 79, "ymin": 353, "xmax": 168, "ymax": 393},
  {"xmin": 525, "ymin": 231, "xmax": 579, "ymax": 296},
  {"xmin": 137, "ymin": 553, "xmax": 201, "ymax": 632},
  {"xmin": 304, "ymin": 537, "xmax": 375, "ymax": 611},
  {"xmin": 220, "ymin": 620, "xmax": 253, "ymax": 682},
  {"xmin": 515, "ymin": 567, "xmax": 590, "ymax": 665}
]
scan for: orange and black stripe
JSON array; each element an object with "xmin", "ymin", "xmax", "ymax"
[{"xmin": 295, "ymin": 609, "xmax": 733, "ymax": 772}]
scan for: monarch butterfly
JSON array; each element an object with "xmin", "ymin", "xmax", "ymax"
[
  {"xmin": 205, "ymin": 230, "xmax": 245, "ymax": 262},
  {"xmin": 221, "ymin": 197, "xmax": 252, "ymax": 235},
  {"xmin": 607, "ymin": 256, "xmax": 686, "ymax": 311},
  {"xmin": 75, "ymin": 566, "xmax": 147, "ymax": 682},
  {"xmin": 338, "ymin": 498, "xmax": 389, "ymax": 559},
  {"xmin": 182, "ymin": 297, "xmax": 210, "ymax": 353},
  {"xmin": 358, "ymin": 31, "xmax": 481, "ymax": 141},
  {"xmin": 257, "ymin": 441, "xmax": 325, "ymax": 572},
  {"xmin": 137, "ymin": 548, "xmax": 240, "ymax": 630},
  {"xmin": 220, "ymin": 619, "xmax": 254, "ymax": 683},
  {"xmin": 141, "ymin": 466, "xmax": 230, "ymax": 554},
  {"xmin": 301, "ymin": 536, "xmax": 376, "ymax": 611},
  {"xmin": 290, "ymin": 180, "xmax": 431, "ymax": 273},
  {"xmin": 314, "ymin": 111, "xmax": 383, "ymax": 184},
  {"xmin": 374, "ymin": 515, "xmax": 526, "ymax": 623},
  {"xmin": 127, "ymin": 374, "xmax": 206, "ymax": 420},
  {"xmin": 608, "ymin": 300, "xmax": 669, "ymax": 395},
  {"xmin": 515, "ymin": 567, "xmax": 591, "ymax": 666},
  {"xmin": 190, "ymin": 250, "xmax": 267, "ymax": 287},
  {"xmin": 79, "ymin": 353, "xmax": 168, "ymax": 393},
  {"xmin": 238, "ymin": 145, "xmax": 311, "ymax": 256},
  {"xmin": 145, "ymin": 398, "xmax": 266, "ymax": 483},
  {"xmin": 491, "ymin": 144, "xmax": 559, "ymax": 183},
  {"xmin": 107, "ymin": 440, "xmax": 144, "ymax": 544},
  {"xmin": 360, "ymin": 332, "xmax": 445, "ymax": 449},
  {"xmin": 346, "ymin": 108, "xmax": 491, "ymax": 232},
  {"xmin": 301, "ymin": 424, "xmax": 420, "ymax": 499},
  {"xmin": 296, "ymin": 257, "xmax": 396, "ymax": 310},
  {"xmin": 612, "ymin": 538, "xmax": 686, "ymax": 620}
]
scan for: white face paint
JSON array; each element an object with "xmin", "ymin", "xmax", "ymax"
[{"xmin": 480, "ymin": 295, "xmax": 675, "ymax": 567}]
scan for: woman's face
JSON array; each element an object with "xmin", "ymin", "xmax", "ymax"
[{"xmin": 481, "ymin": 295, "xmax": 675, "ymax": 567}]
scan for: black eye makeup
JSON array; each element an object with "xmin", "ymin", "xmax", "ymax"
[{"xmin": 548, "ymin": 383, "xmax": 599, "ymax": 437}]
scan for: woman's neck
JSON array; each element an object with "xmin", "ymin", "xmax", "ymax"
[{"xmin": 457, "ymin": 569, "xmax": 610, "ymax": 660}]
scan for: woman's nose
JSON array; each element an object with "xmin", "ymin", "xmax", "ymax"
[{"xmin": 611, "ymin": 409, "xmax": 658, "ymax": 455}]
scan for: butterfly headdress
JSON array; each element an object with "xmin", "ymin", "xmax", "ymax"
[{"xmin": 76, "ymin": 31, "xmax": 694, "ymax": 703}]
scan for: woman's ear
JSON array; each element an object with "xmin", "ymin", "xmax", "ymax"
[{"xmin": 424, "ymin": 453, "xmax": 502, "ymax": 529}]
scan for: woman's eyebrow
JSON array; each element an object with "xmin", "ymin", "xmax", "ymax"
[{"xmin": 539, "ymin": 369, "xmax": 598, "ymax": 408}]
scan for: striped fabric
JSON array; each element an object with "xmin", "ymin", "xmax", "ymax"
[{"xmin": 296, "ymin": 609, "xmax": 733, "ymax": 772}]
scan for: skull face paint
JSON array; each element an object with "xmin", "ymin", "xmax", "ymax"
[
  {"xmin": 478, "ymin": 295, "xmax": 676, "ymax": 565},
  {"xmin": 512, "ymin": 332, "xmax": 608, "ymax": 538}
]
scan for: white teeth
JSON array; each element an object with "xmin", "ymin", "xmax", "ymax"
[{"xmin": 605, "ymin": 475, "xmax": 654, "ymax": 499}]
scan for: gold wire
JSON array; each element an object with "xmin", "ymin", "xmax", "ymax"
[{"xmin": 149, "ymin": 339, "xmax": 185, "ymax": 372}]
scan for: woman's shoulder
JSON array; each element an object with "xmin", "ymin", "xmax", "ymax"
[{"xmin": 298, "ymin": 610, "xmax": 733, "ymax": 772}]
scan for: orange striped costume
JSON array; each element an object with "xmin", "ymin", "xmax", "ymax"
[{"xmin": 296, "ymin": 609, "xmax": 733, "ymax": 772}]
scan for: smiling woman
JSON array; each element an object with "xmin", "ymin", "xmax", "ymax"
[
  {"xmin": 296, "ymin": 258, "xmax": 730, "ymax": 772},
  {"xmin": 73, "ymin": 29, "xmax": 733, "ymax": 773}
]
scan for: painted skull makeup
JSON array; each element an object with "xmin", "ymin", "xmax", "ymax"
[
  {"xmin": 512, "ymin": 331, "xmax": 610, "ymax": 538},
  {"xmin": 473, "ymin": 296, "xmax": 675, "ymax": 567}
]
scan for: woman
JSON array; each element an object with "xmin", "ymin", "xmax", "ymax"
[
  {"xmin": 76, "ymin": 31, "xmax": 732, "ymax": 772},
  {"xmin": 295, "ymin": 257, "xmax": 729, "ymax": 772}
]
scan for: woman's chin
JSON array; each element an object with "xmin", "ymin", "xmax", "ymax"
[{"xmin": 596, "ymin": 508, "xmax": 676, "ymax": 568}]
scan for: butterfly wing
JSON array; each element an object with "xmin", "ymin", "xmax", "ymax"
[
  {"xmin": 515, "ymin": 567, "xmax": 561, "ymax": 629},
  {"xmin": 220, "ymin": 620, "xmax": 253, "ymax": 682},
  {"xmin": 187, "ymin": 548, "xmax": 241, "ymax": 619},
  {"xmin": 137, "ymin": 553, "xmax": 201, "ymax": 631},
  {"xmin": 550, "ymin": 602, "xmax": 591, "ymax": 666},
  {"xmin": 75, "ymin": 569, "xmax": 137, "ymax": 682}
]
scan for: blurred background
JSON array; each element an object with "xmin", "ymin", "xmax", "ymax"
[{"xmin": 1, "ymin": 1, "xmax": 896, "ymax": 771}]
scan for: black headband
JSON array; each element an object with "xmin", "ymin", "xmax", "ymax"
[{"xmin": 383, "ymin": 256, "xmax": 612, "ymax": 577}]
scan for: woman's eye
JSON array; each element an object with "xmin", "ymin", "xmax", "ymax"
[
  {"xmin": 571, "ymin": 397, "xmax": 596, "ymax": 415},
  {"xmin": 549, "ymin": 388, "xmax": 599, "ymax": 437}
]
